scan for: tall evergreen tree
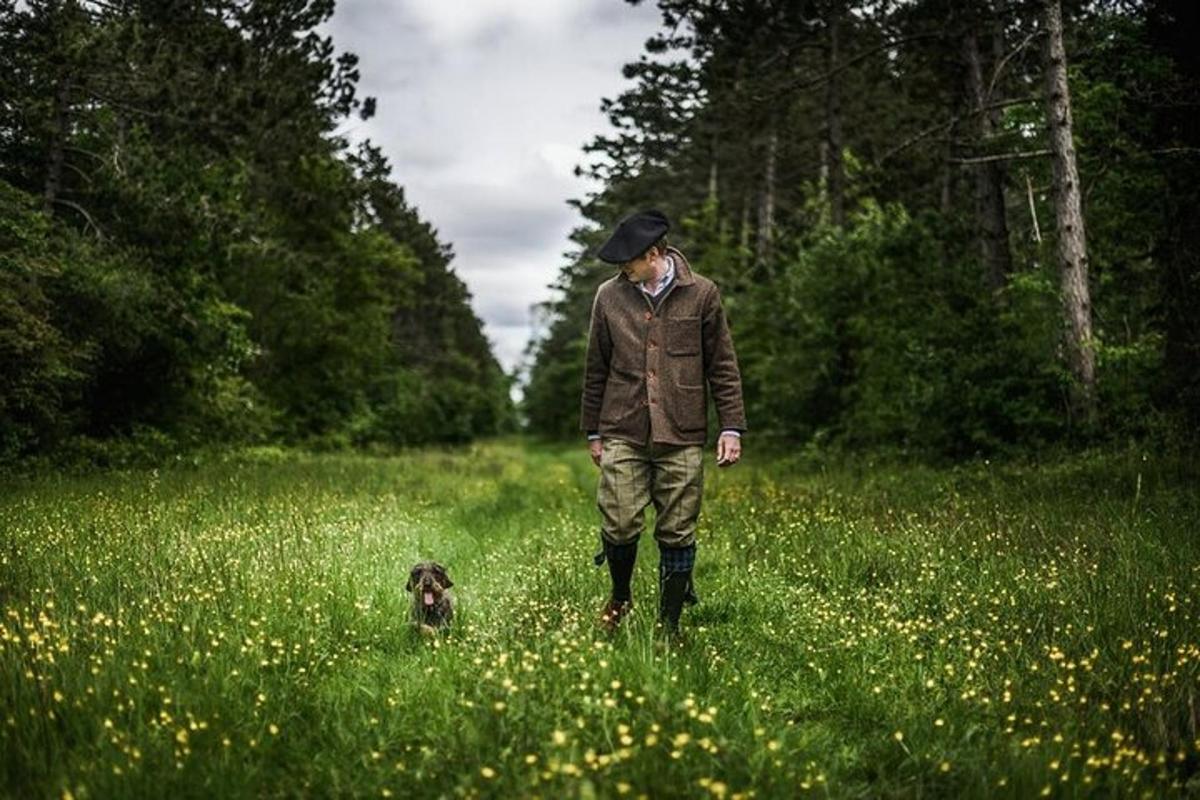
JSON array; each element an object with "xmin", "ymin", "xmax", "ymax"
[{"xmin": 0, "ymin": 0, "xmax": 513, "ymax": 461}]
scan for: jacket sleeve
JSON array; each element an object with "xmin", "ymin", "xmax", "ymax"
[
  {"xmin": 701, "ymin": 285, "xmax": 747, "ymax": 432},
  {"xmin": 580, "ymin": 289, "xmax": 612, "ymax": 432}
]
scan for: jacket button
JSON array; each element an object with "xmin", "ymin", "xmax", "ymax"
[
  {"xmin": 647, "ymin": 370, "xmax": 655, "ymax": 379},
  {"xmin": 644, "ymin": 311, "xmax": 652, "ymax": 321}
]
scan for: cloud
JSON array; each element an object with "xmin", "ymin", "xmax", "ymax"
[
  {"xmin": 401, "ymin": 0, "xmax": 584, "ymax": 46},
  {"xmin": 474, "ymin": 295, "xmax": 531, "ymax": 329},
  {"xmin": 322, "ymin": 0, "xmax": 663, "ymax": 375},
  {"xmin": 429, "ymin": 182, "xmax": 572, "ymax": 250}
]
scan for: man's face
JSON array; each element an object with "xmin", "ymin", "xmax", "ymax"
[{"xmin": 621, "ymin": 247, "xmax": 659, "ymax": 283}]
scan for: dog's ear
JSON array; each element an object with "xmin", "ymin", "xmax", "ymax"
[
  {"xmin": 433, "ymin": 562, "xmax": 453, "ymax": 589},
  {"xmin": 405, "ymin": 566, "xmax": 419, "ymax": 592}
]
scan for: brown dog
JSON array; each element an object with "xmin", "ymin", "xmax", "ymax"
[{"xmin": 406, "ymin": 561, "xmax": 454, "ymax": 633}]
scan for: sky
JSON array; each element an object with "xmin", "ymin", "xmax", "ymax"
[{"xmin": 319, "ymin": 0, "xmax": 665, "ymax": 378}]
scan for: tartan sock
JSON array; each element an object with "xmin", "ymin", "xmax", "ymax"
[
  {"xmin": 605, "ymin": 539, "xmax": 638, "ymax": 602},
  {"xmin": 657, "ymin": 543, "xmax": 696, "ymax": 577},
  {"xmin": 659, "ymin": 543, "xmax": 698, "ymax": 610}
]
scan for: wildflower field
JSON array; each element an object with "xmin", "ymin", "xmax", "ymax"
[{"xmin": 2, "ymin": 441, "xmax": 1198, "ymax": 798}]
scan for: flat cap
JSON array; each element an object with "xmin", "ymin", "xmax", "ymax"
[{"xmin": 596, "ymin": 209, "xmax": 670, "ymax": 264}]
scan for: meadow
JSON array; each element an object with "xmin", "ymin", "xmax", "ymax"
[{"xmin": 1, "ymin": 440, "xmax": 1197, "ymax": 798}]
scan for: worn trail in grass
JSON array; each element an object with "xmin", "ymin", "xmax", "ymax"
[{"xmin": 2, "ymin": 441, "xmax": 1198, "ymax": 798}]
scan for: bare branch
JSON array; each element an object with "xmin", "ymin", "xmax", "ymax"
[
  {"xmin": 64, "ymin": 144, "xmax": 107, "ymax": 164},
  {"xmin": 986, "ymin": 31, "xmax": 1042, "ymax": 102},
  {"xmin": 777, "ymin": 32, "xmax": 944, "ymax": 96},
  {"xmin": 877, "ymin": 95, "xmax": 1040, "ymax": 165},
  {"xmin": 78, "ymin": 0, "xmax": 124, "ymax": 12},
  {"xmin": 951, "ymin": 149, "xmax": 1051, "ymax": 165},
  {"xmin": 51, "ymin": 197, "xmax": 105, "ymax": 241},
  {"xmin": 1024, "ymin": 172, "xmax": 1043, "ymax": 244},
  {"xmin": 62, "ymin": 160, "xmax": 95, "ymax": 186}
]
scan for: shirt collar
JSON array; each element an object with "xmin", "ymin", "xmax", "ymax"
[{"xmin": 639, "ymin": 253, "xmax": 675, "ymax": 296}]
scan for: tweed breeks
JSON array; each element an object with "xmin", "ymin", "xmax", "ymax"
[{"xmin": 596, "ymin": 438, "xmax": 703, "ymax": 549}]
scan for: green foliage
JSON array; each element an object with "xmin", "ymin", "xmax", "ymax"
[
  {"xmin": 0, "ymin": 178, "xmax": 261, "ymax": 458},
  {"xmin": 0, "ymin": 1, "xmax": 513, "ymax": 464},
  {"xmin": 740, "ymin": 203, "xmax": 1067, "ymax": 454},
  {"xmin": 522, "ymin": 246, "xmax": 619, "ymax": 439},
  {"xmin": 679, "ymin": 194, "xmax": 752, "ymax": 290},
  {"xmin": 0, "ymin": 182, "xmax": 81, "ymax": 458},
  {"xmin": 522, "ymin": 331, "xmax": 590, "ymax": 439}
]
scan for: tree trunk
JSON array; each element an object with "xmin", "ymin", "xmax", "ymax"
[
  {"xmin": 990, "ymin": 0, "xmax": 1008, "ymax": 81},
  {"xmin": 963, "ymin": 23, "xmax": 1012, "ymax": 292},
  {"xmin": 707, "ymin": 135, "xmax": 719, "ymax": 205},
  {"xmin": 739, "ymin": 191, "xmax": 752, "ymax": 269},
  {"xmin": 824, "ymin": 4, "xmax": 846, "ymax": 227},
  {"xmin": 1043, "ymin": 0, "xmax": 1096, "ymax": 420},
  {"xmin": 755, "ymin": 124, "xmax": 777, "ymax": 272},
  {"xmin": 42, "ymin": 74, "xmax": 73, "ymax": 216},
  {"xmin": 939, "ymin": 141, "xmax": 955, "ymax": 215}
]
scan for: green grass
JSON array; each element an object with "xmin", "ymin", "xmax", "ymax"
[{"xmin": 2, "ymin": 440, "xmax": 1197, "ymax": 798}]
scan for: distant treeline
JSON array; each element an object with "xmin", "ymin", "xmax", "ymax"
[
  {"xmin": 524, "ymin": 0, "xmax": 1199, "ymax": 455},
  {"xmin": 0, "ymin": 0, "xmax": 514, "ymax": 464}
]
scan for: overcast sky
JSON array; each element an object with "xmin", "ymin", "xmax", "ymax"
[{"xmin": 319, "ymin": 0, "xmax": 664, "ymax": 377}]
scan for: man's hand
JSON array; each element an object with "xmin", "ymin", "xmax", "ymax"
[
  {"xmin": 589, "ymin": 438, "xmax": 603, "ymax": 467},
  {"xmin": 716, "ymin": 433, "xmax": 742, "ymax": 467}
]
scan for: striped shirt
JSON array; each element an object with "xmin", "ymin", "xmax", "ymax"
[{"xmin": 639, "ymin": 253, "xmax": 676, "ymax": 298}]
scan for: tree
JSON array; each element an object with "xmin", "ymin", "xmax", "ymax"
[
  {"xmin": 1042, "ymin": 0, "xmax": 1096, "ymax": 421},
  {"xmin": 960, "ymin": 1, "xmax": 1013, "ymax": 292},
  {"xmin": 0, "ymin": 0, "xmax": 513, "ymax": 460}
]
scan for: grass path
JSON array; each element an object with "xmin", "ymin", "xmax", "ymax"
[{"xmin": 2, "ymin": 440, "xmax": 1198, "ymax": 798}]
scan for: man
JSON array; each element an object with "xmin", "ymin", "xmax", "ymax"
[{"xmin": 581, "ymin": 208, "xmax": 746, "ymax": 642}]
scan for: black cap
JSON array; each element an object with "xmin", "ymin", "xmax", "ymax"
[{"xmin": 596, "ymin": 209, "xmax": 670, "ymax": 264}]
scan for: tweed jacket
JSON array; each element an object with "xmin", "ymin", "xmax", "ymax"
[{"xmin": 580, "ymin": 247, "xmax": 747, "ymax": 446}]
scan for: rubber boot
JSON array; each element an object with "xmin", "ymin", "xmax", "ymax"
[
  {"xmin": 605, "ymin": 539, "xmax": 638, "ymax": 603},
  {"xmin": 600, "ymin": 540, "xmax": 638, "ymax": 632},
  {"xmin": 657, "ymin": 569, "xmax": 691, "ymax": 641}
]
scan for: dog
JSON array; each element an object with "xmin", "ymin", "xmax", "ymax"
[{"xmin": 406, "ymin": 561, "xmax": 454, "ymax": 633}]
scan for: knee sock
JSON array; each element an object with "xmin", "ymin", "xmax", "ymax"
[
  {"xmin": 605, "ymin": 540, "xmax": 638, "ymax": 602},
  {"xmin": 657, "ymin": 543, "xmax": 696, "ymax": 581}
]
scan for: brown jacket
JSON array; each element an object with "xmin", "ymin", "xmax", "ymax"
[{"xmin": 580, "ymin": 247, "xmax": 747, "ymax": 446}]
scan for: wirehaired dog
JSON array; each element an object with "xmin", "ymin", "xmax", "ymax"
[{"xmin": 406, "ymin": 561, "xmax": 454, "ymax": 633}]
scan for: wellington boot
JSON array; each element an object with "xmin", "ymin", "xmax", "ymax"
[{"xmin": 657, "ymin": 570, "xmax": 690, "ymax": 639}]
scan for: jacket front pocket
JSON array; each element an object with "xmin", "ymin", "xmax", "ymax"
[{"xmin": 666, "ymin": 315, "xmax": 701, "ymax": 356}]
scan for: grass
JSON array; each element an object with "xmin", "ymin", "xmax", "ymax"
[{"xmin": 1, "ymin": 439, "xmax": 1197, "ymax": 798}]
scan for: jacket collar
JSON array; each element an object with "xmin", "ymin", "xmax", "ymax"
[{"xmin": 665, "ymin": 246, "xmax": 697, "ymax": 286}]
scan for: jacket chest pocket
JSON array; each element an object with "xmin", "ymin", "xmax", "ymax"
[{"xmin": 665, "ymin": 315, "xmax": 701, "ymax": 356}]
